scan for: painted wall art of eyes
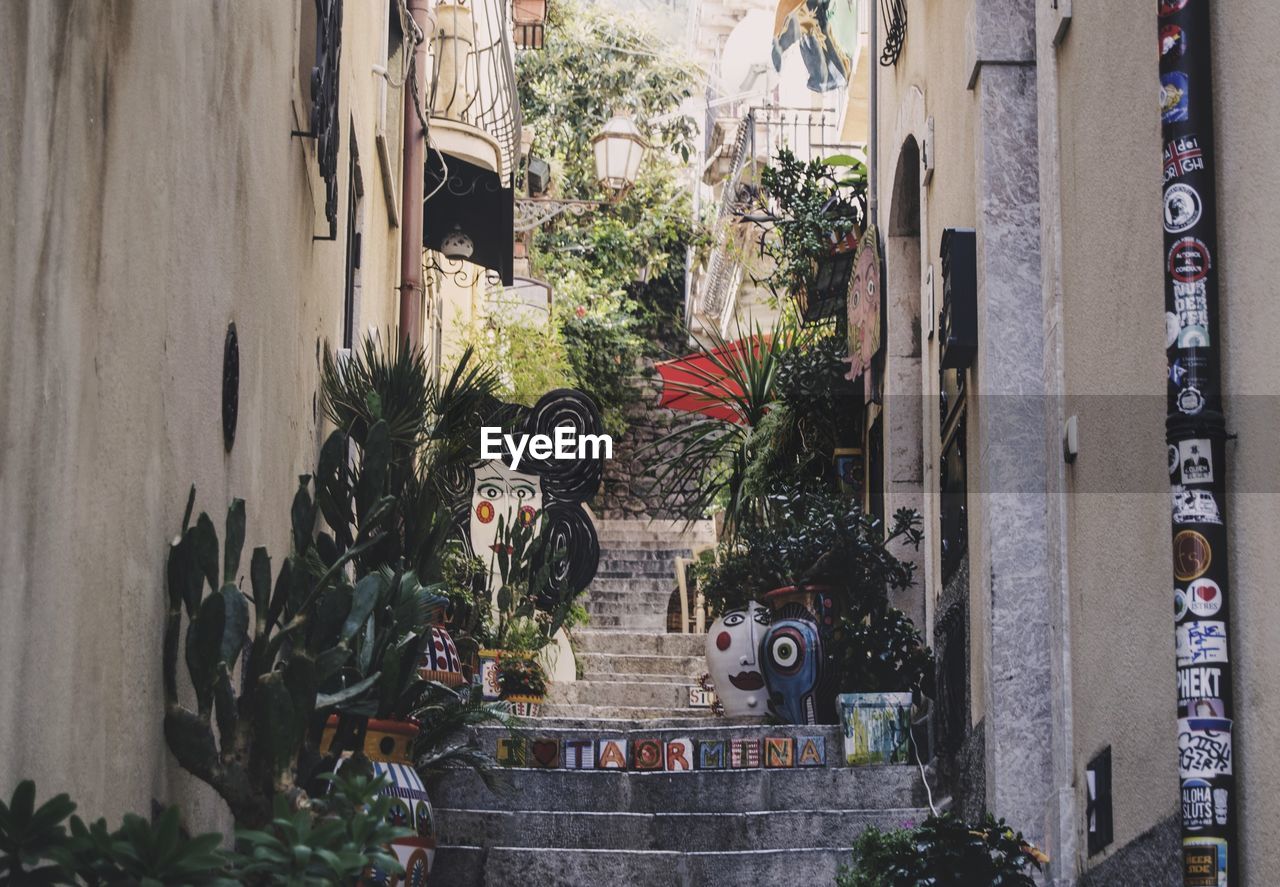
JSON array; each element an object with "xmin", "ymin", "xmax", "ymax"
[
  {"xmin": 760, "ymin": 602, "xmax": 826, "ymax": 725},
  {"xmin": 451, "ymin": 389, "xmax": 603, "ymax": 612}
]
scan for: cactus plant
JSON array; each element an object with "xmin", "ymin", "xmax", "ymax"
[{"xmin": 163, "ymin": 419, "xmax": 445, "ymax": 828}]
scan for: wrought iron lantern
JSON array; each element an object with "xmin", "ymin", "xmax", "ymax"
[
  {"xmin": 591, "ymin": 113, "xmax": 647, "ymax": 194},
  {"xmin": 512, "ymin": 0, "xmax": 548, "ymax": 50}
]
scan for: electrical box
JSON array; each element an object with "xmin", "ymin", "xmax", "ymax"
[{"xmin": 939, "ymin": 227, "xmax": 977, "ymax": 370}]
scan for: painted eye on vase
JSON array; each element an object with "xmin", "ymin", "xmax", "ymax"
[
  {"xmin": 722, "ymin": 612, "xmax": 745, "ymax": 627},
  {"xmin": 512, "ymin": 484, "xmax": 536, "ymax": 501},
  {"xmin": 752, "ymin": 608, "xmax": 772, "ymax": 625},
  {"xmin": 478, "ymin": 482, "xmax": 503, "ymax": 500},
  {"xmin": 768, "ymin": 632, "xmax": 803, "ymax": 673}
]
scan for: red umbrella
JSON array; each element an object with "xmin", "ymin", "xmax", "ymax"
[{"xmin": 654, "ymin": 337, "xmax": 763, "ymax": 425}]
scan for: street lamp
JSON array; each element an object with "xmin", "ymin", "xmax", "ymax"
[{"xmin": 591, "ymin": 112, "xmax": 647, "ymax": 194}]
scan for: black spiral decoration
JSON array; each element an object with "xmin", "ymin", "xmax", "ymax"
[
  {"xmin": 879, "ymin": 0, "xmax": 906, "ymax": 66},
  {"xmin": 451, "ymin": 388, "xmax": 603, "ymax": 608}
]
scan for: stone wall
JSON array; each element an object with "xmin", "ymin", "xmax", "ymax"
[{"xmin": 595, "ymin": 361, "xmax": 706, "ymax": 521}]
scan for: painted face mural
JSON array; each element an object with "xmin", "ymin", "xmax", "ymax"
[
  {"xmin": 449, "ymin": 389, "xmax": 603, "ymax": 613},
  {"xmin": 469, "ymin": 460, "xmax": 544, "ymax": 593},
  {"xmin": 705, "ymin": 602, "xmax": 771, "ymax": 717},
  {"xmin": 761, "ymin": 603, "xmax": 824, "ymax": 725}
]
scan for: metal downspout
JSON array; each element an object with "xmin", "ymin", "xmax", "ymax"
[
  {"xmin": 399, "ymin": 0, "xmax": 434, "ymax": 346},
  {"xmin": 1160, "ymin": 1, "xmax": 1237, "ymax": 881}
]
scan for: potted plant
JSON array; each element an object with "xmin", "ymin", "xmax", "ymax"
[
  {"xmin": 832, "ymin": 605, "xmax": 935, "ymax": 765},
  {"xmin": 497, "ymin": 652, "xmax": 549, "ymax": 717}
]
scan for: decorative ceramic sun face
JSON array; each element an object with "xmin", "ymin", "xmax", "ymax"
[
  {"xmin": 469, "ymin": 460, "xmax": 543, "ymax": 589},
  {"xmin": 705, "ymin": 602, "xmax": 771, "ymax": 717}
]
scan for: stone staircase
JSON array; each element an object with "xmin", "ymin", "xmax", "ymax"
[{"xmin": 429, "ymin": 519, "xmax": 931, "ymax": 885}]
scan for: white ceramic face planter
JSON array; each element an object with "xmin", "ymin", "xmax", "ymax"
[
  {"xmin": 469, "ymin": 460, "xmax": 543, "ymax": 602},
  {"xmin": 705, "ymin": 602, "xmax": 771, "ymax": 717}
]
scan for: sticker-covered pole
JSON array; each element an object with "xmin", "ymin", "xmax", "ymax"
[{"xmin": 1159, "ymin": 0, "xmax": 1237, "ymax": 882}]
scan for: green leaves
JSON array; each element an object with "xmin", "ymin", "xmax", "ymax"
[
  {"xmin": 0, "ymin": 780, "xmax": 76, "ymax": 885},
  {"xmin": 223, "ymin": 499, "xmax": 246, "ymax": 585}
]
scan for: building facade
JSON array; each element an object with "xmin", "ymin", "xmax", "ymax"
[
  {"xmin": 0, "ymin": 0, "xmax": 520, "ymax": 830},
  {"xmin": 869, "ymin": 0, "xmax": 1280, "ymax": 882}
]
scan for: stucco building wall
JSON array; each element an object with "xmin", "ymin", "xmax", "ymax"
[
  {"xmin": 0, "ymin": 0, "xmax": 406, "ymax": 830},
  {"xmin": 872, "ymin": 0, "xmax": 1280, "ymax": 881}
]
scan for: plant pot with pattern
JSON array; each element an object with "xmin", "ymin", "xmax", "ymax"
[
  {"xmin": 497, "ymin": 653, "xmax": 547, "ymax": 718},
  {"xmin": 320, "ymin": 716, "xmax": 437, "ymax": 886}
]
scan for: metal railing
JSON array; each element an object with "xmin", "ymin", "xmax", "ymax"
[
  {"xmin": 694, "ymin": 105, "xmax": 860, "ymax": 330},
  {"xmin": 428, "ymin": 0, "xmax": 522, "ymax": 187}
]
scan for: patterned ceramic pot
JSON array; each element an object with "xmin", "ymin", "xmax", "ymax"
[
  {"xmin": 476, "ymin": 648, "xmax": 502, "ymax": 701},
  {"xmin": 504, "ymin": 694, "xmax": 543, "ymax": 718},
  {"xmin": 836, "ymin": 692, "xmax": 914, "ymax": 765},
  {"xmin": 321, "ymin": 717, "xmax": 435, "ymax": 886},
  {"xmin": 418, "ymin": 625, "xmax": 465, "ymax": 688},
  {"xmin": 704, "ymin": 601, "xmax": 770, "ymax": 718}
]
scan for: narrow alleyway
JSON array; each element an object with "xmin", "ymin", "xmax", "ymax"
[{"xmin": 429, "ymin": 520, "xmax": 931, "ymax": 885}]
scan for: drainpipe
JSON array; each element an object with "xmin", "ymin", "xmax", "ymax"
[
  {"xmin": 399, "ymin": 0, "xmax": 435, "ymax": 347},
  {"xmin": 1160, "ymin": 0, "xmax": 1236, "ymax": 881},
  {"xmin": 868, "ymin": 0, "xmax": 878, "ymax": 228}
]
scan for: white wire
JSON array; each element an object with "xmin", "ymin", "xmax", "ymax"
[{"xmin": 910, "ymin": 718, "xmax": 939, "ymax": 815}]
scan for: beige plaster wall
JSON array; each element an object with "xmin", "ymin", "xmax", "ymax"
[
  {"xmin": 871, "ymin": 0, "xmax": 982, "ymax": 719},
  {"xmin": 0, "ymin": 0, "xmax": 404, "ymax": 830},
  {"xmin": 1055, "ymin": 0, "xmax": 1280, "ymax": 877}
]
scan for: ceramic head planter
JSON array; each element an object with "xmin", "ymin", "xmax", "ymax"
[
  {"xmin": 761, "ymin": 602, "xmax": 826, "ymax": 725},
  {"xmin": 705, "ymin": 601, "xmax": 771, "ymax": 717},
  {"xmin": 450, "ymin": 389, "xmax": 603, "ymax": 611}
]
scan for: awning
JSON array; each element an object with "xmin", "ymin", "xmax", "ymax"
[{"xmin": 654, "ymin": 337, "xmax": 763, "ymax": 425}]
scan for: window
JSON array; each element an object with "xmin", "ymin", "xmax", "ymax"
[{"xmin": 342, "ymin": 128, "xmax": 364, "ymax": 350}]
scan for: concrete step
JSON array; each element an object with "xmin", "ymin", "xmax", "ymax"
[
  {"xmin": 579, "ymin": 652, "xmax": 706, "ymax": 677},
  {"xmin": 572, "ymin": 631, "xmax": 704, "ymax": 657},
  {"xmin": 468, "ymin": 723, "xmax": 838, "ymax": 758},
  {"xmin": 426, "ymin": 766, "xmax": 926, "ymax": 814},
  {"xmin": 545, "ymin": 679, "xmax": 695, "ymax": 710},
  {"xmin": 435, "ymin": 806, "xmax": 926, "ymax": 851},
  {"xmin": 587, "ymin": 577, "xmax": 676, "ymax": 592},
  {"xmin": 580, "ymin": 671, "xmax": 694, "ymax": 684},
  {"xmin": 537, "ymin": 703, "xmax": 717, "ymax": 721},
  {"xmin": 579, "ymin": 613, "xmax": 667, "ymax": 631},
  {"xmin": 430, "ymin": 844, "xmax": 858, "ymax": 887}
]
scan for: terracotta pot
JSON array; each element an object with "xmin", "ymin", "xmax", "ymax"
[
  {"xmin": 512, "ymin": 0, "xmax": 547, "ymax": 25},
  {"xmin": 320, "ymin": 716, "xmax": 435, "ymax": 886},
  {"xmin": 704, "ymin": 601, "xmax": 769, "ymax": 718}
]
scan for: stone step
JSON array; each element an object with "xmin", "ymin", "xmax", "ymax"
[
  {"xmin": 469, "ymin": 722, "xmax": 840, "ymax": 756},
  {"xmin": 426, "ymin": 766, "xmax": 925, "ymax": 814},
  {"xmin": 579, "ymin": 613, "xmax": 666, "ymax": 631},
  {"xmin": 579, "ymin": 652, "xmax": 706, "ymax": 677},
  {"xmin": 537, "ymin": 703, "xmax": 717, "ymax": 721},
  {"xmin": 430, "ymin": 844, "xmax": 858, "ymax": 887},
  {"xmin": 580, "ymin": 671, "xmax": 693, "ymax": 684},
  {"xmin": 435, "ymin": 806, "xmax": 926, "ymax": 852},
  {"xmin": 545, "ymin": 679, "xmax": 695, "ymax": 710},
  {"xmin": 587, "ymin": 577, "xmax": 675, "ymax": 592},
  {"xmin": 571, "ymin": 631, "xmax": 704, "ymax": 657}
]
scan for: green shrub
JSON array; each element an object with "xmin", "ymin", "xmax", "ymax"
[{"xmin": 837, "ymin": 813, "xmax": 1045, "ymax": 887}]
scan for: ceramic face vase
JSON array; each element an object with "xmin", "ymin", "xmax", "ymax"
[
  {"xmin": 469, "ymin": 460, "xmax": 543, "ymax": 607},
  {"xmin": 761, "ymin": 602, "xmax": 825, "ymax": 725},
  {"xmin": 705, "ymin": 602, "xmax": 771, "ymax": 717}
]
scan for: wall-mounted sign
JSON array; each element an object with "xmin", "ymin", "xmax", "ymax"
[{"xmin": 844, "ymin": 225, "xmax": 882, "ymax": 386}]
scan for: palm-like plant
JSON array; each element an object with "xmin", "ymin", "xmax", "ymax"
[
  {"xmin": 650, "ymin": 318, "xmax": 803, "ymax": 534},
  {"xmin": 411, "ymin": 683, "xmax": 521, "ymax": 789}
]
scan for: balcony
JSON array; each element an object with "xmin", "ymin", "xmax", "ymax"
[
  {"xmin": 424, "ymin": 0, "xmax": 523, "ymax": 286},
  {"xmin": 693, "ymin": 105, "xmax": 862, "ymax": 333}
]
